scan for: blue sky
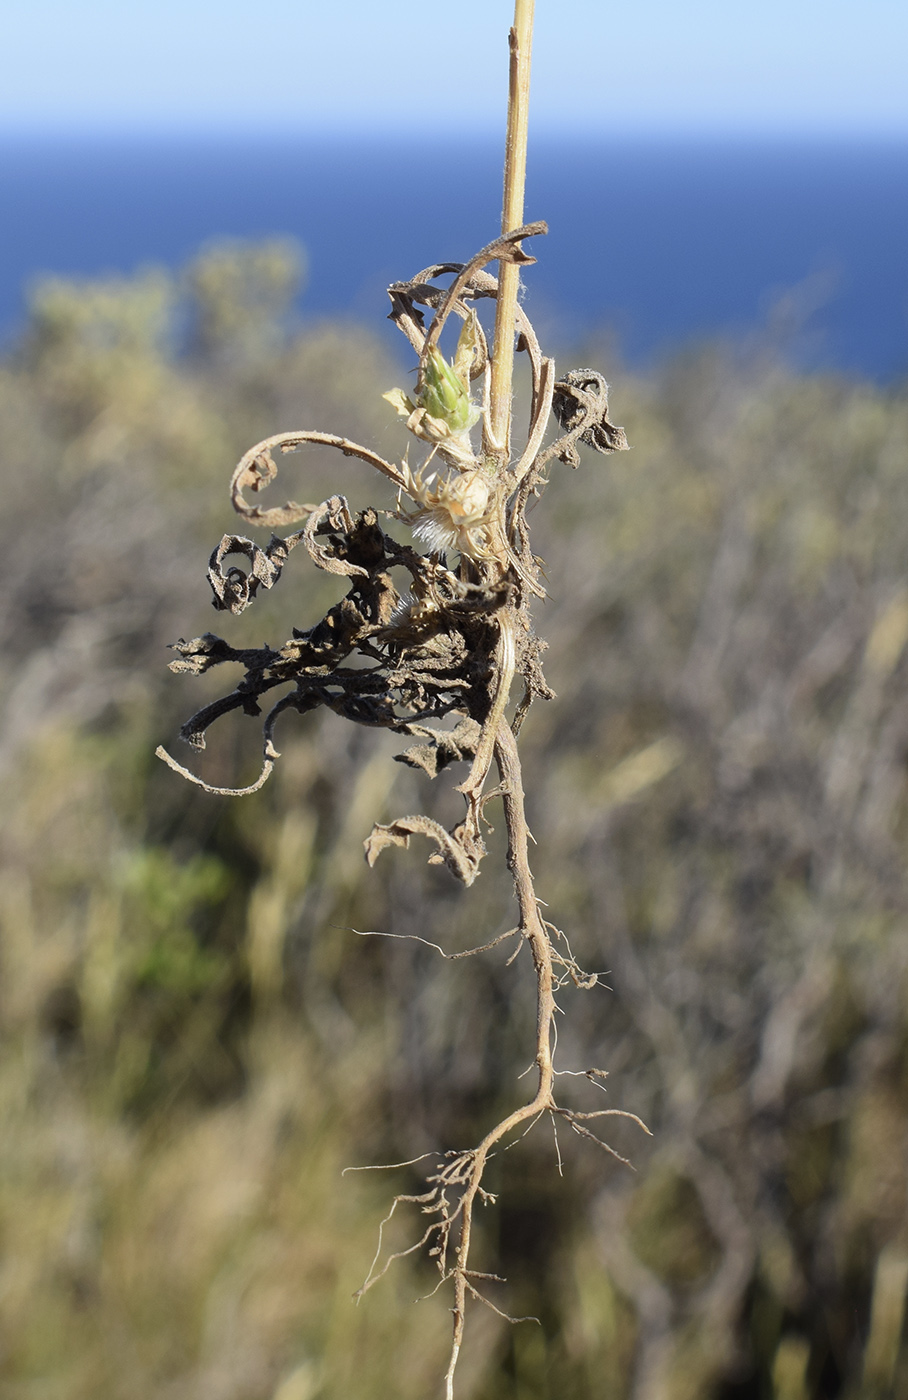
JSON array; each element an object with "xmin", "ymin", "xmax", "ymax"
[{"xmin": 1, "ymin": 0, "xmax": 906, "ymax": 136}]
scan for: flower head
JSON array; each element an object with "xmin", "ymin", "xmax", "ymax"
[{"xmin": 400, "ymin": 464, "xmax": 498, "ymax": 561}]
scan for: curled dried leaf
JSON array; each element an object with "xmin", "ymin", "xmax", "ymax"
[
  {"xmin": 364, "ymin": 814, "xmax": 485, "ymax": 887},
  {"xmin": 230, "ymin": 431, "xmax": 407, "ymax": 529},
  {"xmin": 547, "ymin": 369, "xmax": 629, "ymax": 469},
  {"xmin": 207, "ymin": 531, "xmax": 306, "ymax": 614},
  {"xmin": 394, "ymin": 717, "xmax": 482, "ymax": 778}
]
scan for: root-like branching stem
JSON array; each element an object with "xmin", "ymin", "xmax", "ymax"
[{"xmin": 444, "ymin": 719, "xmax": 555, "ymax": 1396}]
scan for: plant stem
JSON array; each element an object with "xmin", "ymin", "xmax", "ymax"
[
  {"xmin": 488, "ymin": 0, "xmax": 535, "ymax": 464},
  {"xmin": 445, "ymin": 720, "xmax": 555, "ymax": 1399}
]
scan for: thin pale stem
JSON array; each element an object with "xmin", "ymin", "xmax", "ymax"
[{"xmin": 488, "ymin": 0, "xmax": 535, "ymax": 464}]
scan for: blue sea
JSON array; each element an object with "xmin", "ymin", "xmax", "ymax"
[{"xmin": 1, "ymin": 135, "xmax": 906, "ymax": 379}]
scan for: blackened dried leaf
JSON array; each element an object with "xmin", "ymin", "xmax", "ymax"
[{"xmin": 167, "ymin": 633, "xmax": 276, "ymax": 675}]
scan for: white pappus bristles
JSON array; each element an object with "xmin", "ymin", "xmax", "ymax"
[{"xmin": 401, "ymin": 466, "xmax": 499, "ymax": 561}]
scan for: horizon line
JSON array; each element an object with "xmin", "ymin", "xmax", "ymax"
[{"xmin": 2, "ymin": 122, "xmax": 908, "ymax": 144}]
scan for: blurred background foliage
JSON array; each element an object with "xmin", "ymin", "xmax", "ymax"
[{"xmin": 0, "ymin": 239, "xmax": 907, "ymax": 1400}]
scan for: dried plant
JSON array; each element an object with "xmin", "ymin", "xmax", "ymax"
[{"xmin": 156, "ymin": 5, "xmax": 646, "ymax": 1391}]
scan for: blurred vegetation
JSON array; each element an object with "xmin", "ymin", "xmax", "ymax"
[{"xmin": 1, "ymin": 239, "xmax": 907, "ymax": 1400}]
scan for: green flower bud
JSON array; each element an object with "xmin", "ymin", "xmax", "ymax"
[
  {"xmin": 383, "ymin": 320, "xmax": 481, "ymax": 470},
  {"xmin": 419, "ymin": 345, "xmax": 480, "ymax": 434}
]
